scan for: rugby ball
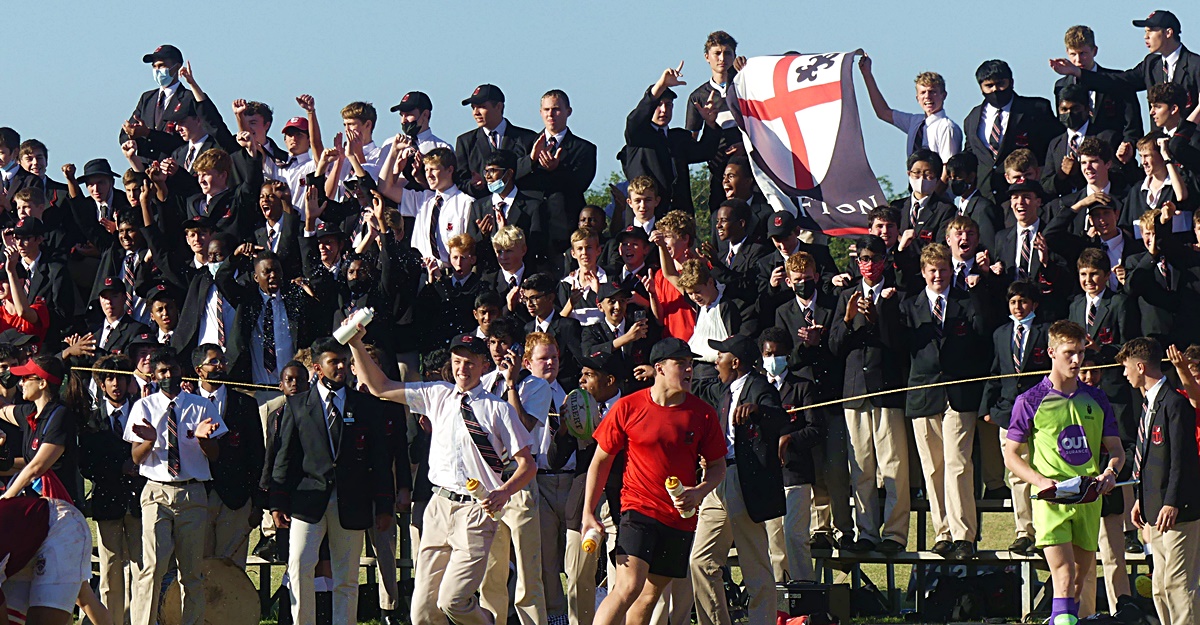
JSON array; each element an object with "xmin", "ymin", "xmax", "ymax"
[{"xmin": 561, "ymin": 388, "xmax": 599, "ymax": 440}]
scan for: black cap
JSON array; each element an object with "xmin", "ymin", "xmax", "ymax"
[
  {"xmin": 616, "ymin": 224, "xmax": 651, "ymax": 243},
  {"xmin": 462, "ymin": 84, "xmax": 505, "ymax": 106},
  {"xmin": 97, "ymin": 275, "xmax": 125, "ymax": 296},
  {"xmin": 1087, "ymin": 200, "xmax": 1119, "ymax": 215},
  {"xmin": 138, "ymin": 280, "xmax": 180, "ymax": 303},
  {"xmin": 1006, "ymin": 180, "xmax": 1049, "ymax": 201},
  {"xmin": 709, "ymin": 335, "xmax": 759, "ymax": 367},
  {"xmin": 391, "ymin": 91, "xmax": 433, "ymax": 113},
  {"xmin": 449, "ymin": 333, "xmax": 489, "ymax": 356},
  {"xmin": 1133, "ymin": 10, "xmax": 1181, "ymax": 31},
  {"xmin": 579, "ymin": 350, "xmax": 630, "ymax": 379},
  {"xmin": 127, "ymin": 332, "xmax": 160, "ymax": 350},
  {"xmin": 313, "ymin": 220, "xmax": 346, "ymax": 239},
  {"xmin": 142, "ymin": 44, "xmax": 183, "ymax": 65},
  {"xmin": 656, "ymin": 87, "xmax": 679, "ymax": 102},
  {"xmin": 766, "ymin": 211, "xmax": 797, "ymax": 238},
  {"xmin": 0, "ymin": 328, "xmax": 35, "ymax": 347},
  {"xmin": 596, "ymin": 282, "xmax": 632, "ymax": 302},
  {"xmin": 181, "ymin": 216, "xmax": 212, "ymax": 231},
  {"xmin": 12, "ymin": 218, "xmax": 45, "ymax": 237},
  {"xmin": 79, "ymin": 158, "xmax": 120, "ymax": 181},
  {"xmin": 649, "ymin": 337, "xmax": 698, "ymax": 364}
]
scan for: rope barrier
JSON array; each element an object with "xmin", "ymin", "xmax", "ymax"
[{"xmin": 67, "ymin": 365, "xmax": 282, "ymax": 392}]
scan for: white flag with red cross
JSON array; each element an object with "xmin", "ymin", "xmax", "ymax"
[{"xmin": 729, "ymin": 52, "xmax": 885, "ymax": 237}]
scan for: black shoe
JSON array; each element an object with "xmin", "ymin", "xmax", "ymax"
[
  {"xmin": 952, "ymin": 540, "xmax": 977, "ymax": 559},
  {"xmin": 931, "ymin": 540, "xmax": 955, "ymax": 556},
  {"xmin": 252, "ymin": 535, "xmax": 282, "ymax": 564},
  {"xmin": 1125, "ymin": 530, "xmax": 1144, "ymax": 554},
  {"xmin": 983, "ymin": 487, "xmax": 1008, "ymax": 500},
  {"xmin": 847, "ymin": 538, "xmax": 875, "ymax": 552},
  {"xmin": 1008, "ymin": 536, "xmax": 1036, "ymax": 556},
  {"xmin": 837, "ymin": 535, "xmax": 857, "ymax": 551},
  {"xmin": 809, "ymin": 532, "xmax": 836, "ymax": 551},
  {"xmin": 878, "ymin": 539, "xmax": 905, "ymax": 553}
]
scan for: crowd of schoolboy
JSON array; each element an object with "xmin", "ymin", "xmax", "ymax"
[{"xmin": 2, "ymin": 8, "xmax": 1200, "ymax": 625}]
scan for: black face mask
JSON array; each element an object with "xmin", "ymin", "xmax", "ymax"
[
  {"xmin": 321, "ymin": 377, "xmax": 345, "ymax": 392},
  {"xmin": 982, "ymin": 88, "xmax": 1014, "ymax": 109},
  {"xmin": 160, "ymin": 376, "xmax": 182, "ymax": 395},
  {"xmin": 401, "ymin": 121, "xmax": 421, "ymax": 138},
  {"xmin": 0, "ymin": 371, "xmax": 18, "ymax": 390},
  {"xmin": 792, "ymin": 280, "xmax": 816, "ymax": 300},
  {"xmin": 949, "ymin": 179, "xmax": 973, "ymax": 198},
  {"xmin": 1058, "ymin": 109, "xmax": 1088, "ymax": 131},
  {"xmin": 205, "ymin": 370, "xmax": 227, "ymax": 382},
  {"xmin": 347, "ymin": 278, "xmax": 370, "ymax": 295}
]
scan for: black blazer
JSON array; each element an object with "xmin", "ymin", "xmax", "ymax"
[
  {"xmin": 581, "ymin": 317, "xmax": 658, "ymax": 371},
  {"xmin": 254, "ymin": 212, "xmax": 301, "ymax": 280},
  {"xmin": 453, "ymin": 120, "xmax": 538, "ymax": 198},
  {"xmin": 991, "ymin": 223, "xmax": 1071, "ymax": 320},
  {"xmin": 892, "ymin": 195, "xmax": 956, "ymax": 245},
  {"xmin": 270, "ymin": 386, "xmax": 394, "ymax": 528},
  {"xmin": 754, "ymin": 243, "xmax": 839, "ymax": 328},
  {"xmin": 1043, "ymin": 202, "xmax": 1140, "ymax": 276},
  {"xmin": 829, "ymin": 284, "xmax": 908, "ymax": 409},
  {"xmin": 524, "ymin": 315, "xmax": 584, "ymax": 387},
  {"xmin": 207, "ymin": 389, "xmax": 266, "ymax": 510},
  {"xmin": 901, "ymin": 287, "xmax": 991, "ymax": 416},
  {"xmin": 774, "ymin": 291, "xmax": 840, "ymax": 398},
  {"xmin": 775, "ymin": 372, "xmax": 824, "ymax": 487},
  {"xmin": 175, "ymin": 151, "xmax": 264, "ymax": 241},
  {"xmin": 520, "ymin": 129, "xmax": 598, "ymax": 253},
  {"xmin": 1068, "ymin": 289, "xmax": 1140, "ymax": 441},
  {"xmin": 1124, "ymin": 250, "xmax": 1200, "ymax": 348},
  {"xmin": 979, "ymin": 320, "xmax": 1050, "ymax": 428},
  {"xmin": 709, "ymin": 239, "xmax": 771, "ymax": 331},
  {"xmin": 87, "ymin": 317, "xmax": 152, "ymax": 359},
  {"xmin": 22, "ymin": 255, "xmax": 79, "ymax": 341},
  {"xmin": 618, "ymin": 87, "xmax": 719, "ymax": 214},
  {"xmin": 951, "ymin": 195, "xmax": 1005, "ymax": 252},
  {"xmin": 1135, "ymin": 381, "xmax": 1200, "ymax": 524},
  {"xmin": 693, "ymin": 373, "xmax": 788, "ymax": 523},
  {"xmin": 413, "ymin": 273, "xmax": 490, "ymax": 350},
  {"xmin": 123, "ymin": 86, "xmax": 199, "ymax": 159},
  {"xmin": 1040, "ymin": 127, "xmax": 1126, "ymax": 198},
  {"xmin": 77, "ymin": 401, "xmax": 145, "ymax": 521},
  {"xmin": 1080, "ymin": 46, "xmax": 1200, "ymax": 124},
  {"xmin": 1054, "ymin": 68, "xmax": 1145, "ymax": 143},
  {"xmin": 466, "ymin": 190, "xmax": 548, "ymax": 270},
  {"xmin": 963, "ymin": 95, "xmax": 1065, "ymax": 201}
]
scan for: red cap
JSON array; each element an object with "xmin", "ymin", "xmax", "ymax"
[
  {"xmin": 283, "ymin": 116, "xmax": 309, "ymax": 134},
  {"xmin": 10, "ymin": 359, "xmax": 62, "ymax": 386}
]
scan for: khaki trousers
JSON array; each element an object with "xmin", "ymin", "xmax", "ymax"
[
  {"xmin": 288, "ymin": 491, "xmax": 365, "ymax": 625},
  {"xmin": 564, "ymin": 473, "xmax": 615, "ymax": 625},
  {"xmin": 480, "ymin": 483, "xmax": 547, "ymax": 625},
  {"xmin": 411, "ymin": 493, "xmax": 499, "ymax": 625},
  {"xmin": 204, "ymin": 496, "xmax": 252, "ymax": 567},
  {"xmin": 131, "ymin": 480, "xmax": 208, "ymax": 625},
  {"xmin": 976, "ymin": 419, "xmax": 1006, "ymax": 491},
  {"xmin": 811, "ymin": 409, "xmax": 853, "ymax": 538},
  {"xmin": 912, "ymin": 408, "xmax": 978, "ymax": 542},
  {"xmin": 845, "ymin": 405, "xmax": 911, "ymax": 544},
  {"xmin": 650, "ymin": 578, "xmax": 692, "ymax": 625},
  {"xmin": 1145, "ymin": 519, "xmax": 1200, "ymax": 625},
  {"xmin": 690, "ymin": 464, "xmax": 776, "ymax": 625},
  {"xmin": 537, "ymin": 472, "xmax": 575, "ymax": 618},
  {"xmin": 1080, "ymin": 513, "xmax": 1130, "ymax": 617},
  {"xmin": 765, "ymin": 516, "xmax": 787, "ymax": 582},
  {"xmin": 97, "ymin": 513, "xmax": 143, "ymax": 625},
  {"xmin": 369, "ymin": 521, "xmax": 399, "ymax": 611},
  {"xmin": 783, "ymin": 484, "xmax": 814, "ymax": 581},
  {"xmin": 999, "ymin": 427, "xmax": 1034, "ymax": 540}
]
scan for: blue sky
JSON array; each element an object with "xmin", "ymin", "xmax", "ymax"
[{"xmin": 3, "ymin": 1, "xmax": 1189, "ymax": 192}]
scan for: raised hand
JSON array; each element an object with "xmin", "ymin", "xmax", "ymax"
[
  {"xmin": 1048, "ymin": 58, "xmax": 1081, "ymax": 77},
  {"xmin": 233, "ymin": 99, "xmax": 248, "ymax": 117},
  {"xmin": 694, "ymin": 90, "xmax": 721, "ymax": 126},
  {"xmin": 296, "ymin": 94, "xmax": 316, "ymax": 112},
  {"xmin": 178, "ymin": 61, "xmax": 195, "ymax": 87},
  {"xmin": 194, "ymin": 418, "xmax": 219, "ymax": 439},
  {"xmin": 123, "ymin": 115, "xmax": 149, "ymax": 139},
  {"xmin": 61, "ymin": 163, "xmax": 76, "ymax": 181},
  {"xmin": 121, "ymin": 140, "xmax": 138, "ymax": 161},
  {"xmin": 661, "ymin": 61, "xmax": 687, "ymax": 88}
]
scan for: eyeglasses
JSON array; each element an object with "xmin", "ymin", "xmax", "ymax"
[
  {"xmin": 907, "ymin": 170, "xmax": 938, "ymax": 181},
  {"xmin": 201, "ymin": 357, "xmax": 227, "ymax": 367}
]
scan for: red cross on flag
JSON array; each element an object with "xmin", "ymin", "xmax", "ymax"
[{"xmin": 729, "ymin": 52, "xmax": 885, "ymax": 237}]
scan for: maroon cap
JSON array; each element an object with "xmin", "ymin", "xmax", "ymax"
[{"xmin": 282, "ymin": 116, "xmax": 309, "ymax": 134}]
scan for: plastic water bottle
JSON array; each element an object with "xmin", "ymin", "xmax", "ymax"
[{"xmin": 664, "ymin": 476, "xmax": 695, "ymax": 518}]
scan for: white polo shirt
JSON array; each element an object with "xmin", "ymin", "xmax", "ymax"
[
  {"xmin": 124, "ymin": 391, "xmax": 227, "ymax": 482},
  {"xmin": 404, "ymin": 381, "xmax": 531, "ymax": 496}
]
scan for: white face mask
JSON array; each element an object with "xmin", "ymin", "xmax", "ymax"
[
  {"xmin": 153, "ymin": 67, "xmax": 175, "ymax": 88},
  {"xmin": 909, "ymin": 176, "xmax": 937, "ymax": 197},
  {"xmin": 762, "ymin": 355, "xmax": 788, "ymax": 378}
]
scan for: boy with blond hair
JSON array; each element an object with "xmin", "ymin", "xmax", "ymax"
[
  {"xmin": 859, "ymin": 55, "xmax": 962, "ymax": 164},
  {"xmin": 676, "ymin": 259, "xmax": 739, "ymax": 379},
  {"xmin": 1053, "ymin": 25, "xmax": 1144, "ymax": 147},
  {"xmin": 559, "ymin": 227, "xmax": 609, "ymax": 326}
]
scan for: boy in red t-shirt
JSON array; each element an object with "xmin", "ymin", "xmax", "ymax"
[
  {"xmin": 647, "ymin": 210, "xmax": 700, "ymax": 340},
  {"xmin": 582, "ymin": 337, "xmax": 727, "ymax": 625}
]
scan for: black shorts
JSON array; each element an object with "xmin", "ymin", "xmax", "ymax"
[{"xmin": 615, "ymin": 510, "xmax": 694, "ymax": 579}]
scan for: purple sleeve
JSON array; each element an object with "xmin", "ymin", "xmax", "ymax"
[
  {"xmin": 1007, "ymin": 395, "xmax": 1034, "ymax": 443},
  {"xmin": 1094, "ymin": 387, "xmax": 1120, "ymax": 438}
]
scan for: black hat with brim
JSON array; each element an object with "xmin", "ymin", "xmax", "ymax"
[{"xmin": 649, "ymin": 337, "xmax": 698, "ymax": 364}]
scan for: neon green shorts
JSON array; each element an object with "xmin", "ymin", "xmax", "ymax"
[{"xmin": 1033, "ymin": 499, "xmax": 1101, "ymax": 551}]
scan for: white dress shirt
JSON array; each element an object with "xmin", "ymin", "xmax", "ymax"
[
  {"xmin": 479, "ymin": 370, "xmax": 551, "ymax": 463},
  {"xmin": 1162, "ymin": 46, "xmax": 1182, "ymax": 82},
  {"xmin": 125, "ymin": 391, "xmax": 227, "ymax": 482},
  {"xmin": 979, "ymin": 100, "xmax": 1013, "ymax": 147},
  {"xmin": 891, "ymin": 109, "xmax": 963, "ymax": 162},
  {"xmin": 689, "ymin": 285, "xmax": 730, "ymax": 363},
  {"xmin": 196, "ymin": 384, "xmax": 227, "ymax": 420},
  {"xmin": 197, "ymin": 282, "xmax": 236, "ymax": 348},
  {"xmin": 407, "ymin": 186, "xmax": 472, "ymax": 263},
  {"xmin": 416, "ymin": 128, "xmax": 452, "ymax": 155},
  {"xmin": 404, "ymin": 381, "xmax": 531, "ymax": 496},
  {"xmin": 561, "ymin": 266, "xmax": 609, "ymax": 326},
  {"xmin": 725, "ymin": 373, "xmax": 750, "ymax": 459},
  {"xmin": 926, "ymin": 287, "xmax": 949, "ymax": 321},
  {"xmin": 251, "ymin": 290, "xmax": 293, "ymax": 385}
]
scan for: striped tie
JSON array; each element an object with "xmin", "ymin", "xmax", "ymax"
[
  {"xmin": 460, "ymin": 392, "xmax": 505, "ymax": 474},
  {"xmin": 1012, "ymin": 324, "xmax": 1025, "ymax": 372},
  {"xmin": 123, "ymin": 254, "xmax": 136, "ymax": 314},
  {"xmin": 1086, "ymin": 301, "xmax": 1097, "ymax": 330},
  {"xmin": 988, "ymin": 111, "xmax": 1003, "ymax": 155},
  {"xmin": 214, "ymin": 289, "xmax": 225, "ymax": 346},
  {"xmin": 166, "ymin": 401, "xmax": 180, "ymax": 478},
  {"xmin": 1019, "ymin": 230, "xmax": 1033, "ymax": 277},
  {"xmin": 262, "ymin": 296, "xmax": 277, "ymax": 374},
  {"xmin": 804, "ymin": 307, "xmax": 814, "ymax": 327},
  {"xmin": 933, "ymin": 295, "xmax": 945, "ymax": 337},
  {"xmin": 1134, "ymin": 398, "xmax": 1148, "ymax": 479}
]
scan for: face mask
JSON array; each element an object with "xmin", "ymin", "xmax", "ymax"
[
  {"xmin": 347, "ymin": 278, "xmax": 369, "ymax": 294},
  {"xmin": 153, "ymin": 67, "xmax": 175, "ymax": 88},
  {"xmin": 763, "ymin": 355, "xmax": 788, "ymax": 378},
  {"xmin": 1010, "ymin": 312, "xmax": 1036, "ymax": 324},
  {"xmin": 909, "ymin": 176, "xmax": 936, "ymax": 196},
  {"xmin": 205, "ymin": 370, "xmax": 227, "ymax": 382},
  {"xmin": 207, "ymin": 260, "xmax": 223, "ymax": 277},
  {"xmin": 858, "ymin": 258, "xmax": 886, "ymax": 283},
  {"xmin": 487, "ymin": 178, "xmax": 507, "ymax": 194},
  {"xmin": 0, "ymin": 371, "xmax": 17, "ymax": 390},
  {"xmin": 401, "ymin": 121, "xmax": 421, "ymax": 137},
  {"xmin": 1058, "ymin": 110, "xmax": 1088, "ymax": 131},
  {"xmin": 949, "ymin": 179, "xmax": 972, "ymax": 198},
  {"xmin": 792, "ymin": 279, "xmax": 816, "ymax": 300},
  {"xmin": 160, "ymin": 376, "xmax": 182, "ymax": 395},
  {"xmin": 982, "ymin": 88, "xmax": 1013, "ymax": 109},
  {"xmin": 321, "ymin": 376, "xmax": 345, "ymax": 392}
]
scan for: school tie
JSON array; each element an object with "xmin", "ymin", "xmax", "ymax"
[
  {"xmin": 267, "ymin": 225, "xmax": 280, "ymax": 252},
  {"xmin": 214, "ymin": 288, "xmax": 226, "ymax": 347},
  {"xmin": 184, "ymin": 144, "xmax": 197, "ymax": 171},
  {"xmin": 1163, "ymin": 57, "xmax": 1171, "ymax": 82},
  {"xmin": 933, "ymin": 295, "xmax": 945, "ymax": 337},
  {"xmin": 1068, "ymin": 133, "xmax": 1082, "ymax": 159},
  {"xmin": 1159, "ymin": 258, "xmax": 1172, "ymax": 290},
  {"xmin": 912, "ymin": 120, "xmax": 926, "ymax": 153},
  {"xmin": 910, "ymin": 198, "xmax": 920, "ymax": 228},
  {"xmin": 1019, "ymin": 229, "xmax": 1033, "ymax": 278},
  {"xmin": 725, "ymin": 246, "xmax": 734, "ymax": 266},
  {"xmin": 428, "ymin": 195, "xmax": 444, "ymax": 257},
  {"xmin": 98, "ymin": 202, "xmax": 111, "ymax": 221},
  {"xmin": 495, "ymin": 201, "xmax": 507, "ymax": 223},
  {"xmin": 123, "ymin": 253, "xmax": 137, "ymax": 314},
  {"xmin": 956, "ymin": 264, "xmax": 968, "ymax": 291},
  {"xmin": 154, "ymin": 91, "xmax": 166, "ymax": 128},
  {"xmin": 262, "ymin": 296, "xmax": 278, "ymax": 374},
  {"xmin": 803, "ymin": 307, "xmax": 815, "ymax": 327},
  {"xmin": 1012, "ymin": 324, "xmax": 1025, "ymax": 372},
  {"xmin": 1086, "ymin": 301, "xmax": 1097, "ymax": 330},
  {"xmin": 546, "ymin": 135, "xmax": 559, "ymax": 154},
  {"xmin": 988, "ymin": 110, "xmax": 1003, "ymax": 155},
  {"xmin": 489, "ymin": 130, "xmax": 500, "ymax": 150},
  {"xmin": 1135, "ymin": 398, "xmax": 1148, "ymax": 479},
  {"xmin": 110, "ymin": 408, "xmax": 122, "ymax": 434},
  {"xmin": 326, "ymin": 393, "xmax": 343, "ymax": 454},
  {"xmin": 460, "ymin": 392, "xmax": 505, "ymax": 474},
  {"xmin": 166, "ymin": 401, "xmax": 180, "ymax": 478}
]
